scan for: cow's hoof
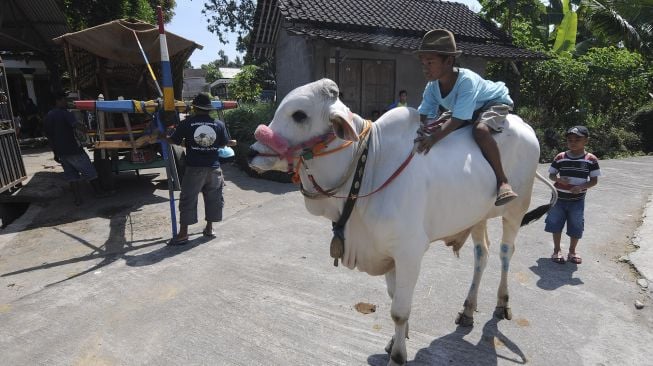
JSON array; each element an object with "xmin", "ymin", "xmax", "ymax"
[
  {"xmin": 494, "ymin": 306, "xmax": 512, "ymax": 320},
  {"xmin": 455, "ymin": 311, "xmax": 474, "ymax": 327},
  {"xmin": 384, "ymin": 336, "xmax": 394, "ymax": 354}
]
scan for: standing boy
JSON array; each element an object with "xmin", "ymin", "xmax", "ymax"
[
  {"xmin": 166, "ymin": 93, "xmax": 230, "ymax": 245},
  {"xmin": 413, "ymin": 29, "xmax": 518, "ymax": 205},
  {"xmin": 545, "ymin": 126, "xmax": 601, "ymax": 264},
  {"xmin": 387, "ymin": 89, "xmax": 409, "ymax": 110}
]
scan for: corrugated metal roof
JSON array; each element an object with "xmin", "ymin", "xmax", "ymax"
[{"xmin": 0, "ymin": 0, "xmax": 70, "ymax": 53}]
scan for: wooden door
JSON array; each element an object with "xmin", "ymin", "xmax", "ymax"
[
  {"xmin": 361, "ymin": 60, "xmax": 395, "ymax": 119},
  {"xmin": 327, "ymin": 59, "xmax": 361, "ymax": 114}
]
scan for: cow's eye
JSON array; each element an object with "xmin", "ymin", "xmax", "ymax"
[{"xmin": 292, "ymin": 110, "xmax": 307, "ymax": 123}]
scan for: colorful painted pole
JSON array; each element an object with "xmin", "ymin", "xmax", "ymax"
[
  {"xmin": 158, "ymin": 7, "xmax": 174, "ymax": 112},
  {"xmin": 133, "ymin": 31, "xmax": 163, "ymax": 98},
  {"xmin": 157, "ymin": 5, "xmax": 178, "ymax": 238}
]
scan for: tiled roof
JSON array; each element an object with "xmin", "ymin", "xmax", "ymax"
[
  {"xmin": 278, "ymin": 0, "xmax": 508, "ymax": 43},
  {"xmin": 0, "ymin": 0, "xmax": 70, "ymax": 53},
  {"xmin": 286, "ymin": 26, "xmax": 546, "ymax": 60},
  {"xmin": 249, "ymin": 0, "xmax": 547, "ymax": 60}
]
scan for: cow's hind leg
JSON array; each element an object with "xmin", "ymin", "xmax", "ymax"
[
  {"xmin": 386, "ymin": 252, "xmax": 422, "ymax": 366},
  {"xmin": 456, "ymin": 221, "xmax": 489, "ymax": 327},
  {"xmin": 494, "ymin": 214, "xmax": 520, "ymax": 320}
]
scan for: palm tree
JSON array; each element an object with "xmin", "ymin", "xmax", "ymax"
[{"xmin": 580, "ymin": 0, "xmax": 653, "ymax": 57}]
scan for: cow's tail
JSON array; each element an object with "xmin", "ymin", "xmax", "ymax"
[{"xmin": 521, "ymin": 171, "xmax": 558, "ymax": 226}]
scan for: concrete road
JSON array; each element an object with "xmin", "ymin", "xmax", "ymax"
[{"xmin": 1, "ymin": 151, "xmax": 652, "ymax": 366}]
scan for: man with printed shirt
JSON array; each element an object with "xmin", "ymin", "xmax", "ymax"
[{"xmin": 167, "ymin": 93, "xmax": 230, "ymax": 245}]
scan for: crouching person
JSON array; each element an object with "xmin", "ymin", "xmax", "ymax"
[
  {"xmin": 166, "ymin": 93, "xmax": 230, "ymax": 245},
  {"xmin": 43, "ymin": 91, "xmax": 109, "ymax": 206}
]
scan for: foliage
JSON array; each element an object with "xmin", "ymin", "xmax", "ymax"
[
  {"xmin": 478, "ymin": 0, "xmax": 546, "ymax": 37},
  {"xmin": 578, "ymin": 47, "xmax": 650, "ymax": 119},
  {"xmin": 509, "ymin": 46, "xmax": 652, "ymax": 159},
  {"xmin": 222, "ymin": 101, "xmax": 292, "ymax": 181},
  {"xmin": 519, "ymin": 54, "xmax": 589, "ymax": 122},
  {"xmin": 579, "ymin": 0, "xmax": 653, "ymax": 58},
  {"xmin": 200, "ymin": 61, "xmax": 224, "ymax": 83},
  {"xmin": 200, "ymin": 51, "xmax": 244, "ymax": 83},
  {"xmin": 223, "ymin": 102, "xmax": 275, "ymax": 146},
  {"xmin": 201, "ymin": 0, "xmax": 255, "ymax": 51},
  {"xmin": 553, "ymin": 0, "xmax": 579, "ymax": 54},
  {"xmin": 631, "ymin": 100, "xmax": 653, "ymax": 152},
  {"xmin": 214, "ymin": 50, "xmax": 244, "ymax": 67},
  {"xmin": 64, "ymin": 0, "xmax": 175, "ymax": 30},
  {"xmin": 230, "ymin": 65, "xmax": 262, "ymax": 102}
]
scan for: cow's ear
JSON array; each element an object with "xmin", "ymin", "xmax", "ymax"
[{"xmin": 329, "ymin": 105, "xmax": 359, "ymax": 142}]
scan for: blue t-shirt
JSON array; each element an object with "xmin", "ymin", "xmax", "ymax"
[
  {"xmin": 170, "ymin": 114, "xmax": 230, "ymax": 168},
  {"xmin": 43, "ymin": 107, "xmax": 84, "ymax": 156},
  {"xmin": 418, "ymin": 68, "xmax": 513, "ymax": 120}
]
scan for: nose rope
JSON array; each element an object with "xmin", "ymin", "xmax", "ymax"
[{"xmin": 253, "ymin": 123, "xmax": 365, "ymax": 174}]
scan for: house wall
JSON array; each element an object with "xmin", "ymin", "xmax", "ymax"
[
  {"xmin": 275, "ymin": 35, "xmax": 489, "ymax": 113},
  {"xmin": 182, "ymin": 77, "xmax": 208, "ymax": 100},
  {"xmin": 310, "ymin": 41, "xmax": 488, "ymax": 114},
  {"xmin": 275, "ymin": 30, "xmax": 314, "ymax": 101}
]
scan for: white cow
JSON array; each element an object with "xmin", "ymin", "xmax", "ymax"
[{"xmin": 249, "ymin": 79, "xmax": 555, "ymax": 365}]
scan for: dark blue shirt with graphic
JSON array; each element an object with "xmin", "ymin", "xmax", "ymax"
[
  {"xmin": 170, "ymin": 114, "xmax": 230, "ymax": 168},
  {"xmin": 43, "ymin": 107, "xmax": 84, "ymax": 157}
]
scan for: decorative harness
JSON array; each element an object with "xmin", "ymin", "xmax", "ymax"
[{"xmin": 254, "ymin": 119, "xmax": 415, "ymax": 266}]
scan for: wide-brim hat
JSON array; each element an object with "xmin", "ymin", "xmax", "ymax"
[
  {"xmin": 415, "ymin": 29, "xmax": 462, "ymax": 57},
  {"xmin": 192, "ymin": 93, "xmax": 215, "ymax": 110}
]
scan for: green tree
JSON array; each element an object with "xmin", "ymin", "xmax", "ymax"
[
  {"xmin": 215, "ymin": 50, "xmax": 244, "ymax": 67},
  {"xmin": 580, "ymin": 0, "xmax": 653, "ymax": 57},
  {"xmin": 479, "ymin": 0, "xmax": 546, "ymax": 38},
  {"xmin": 200, "ymin": 61, "xmax": 224, "ymax": 83},
  {"xmin": 230, "ymin": 65, "xmax": 262, "ymax": 102},
  {"xmin": 64, "ymin": 0, "xmax": 175, "ymax": 30},
  {"xmin": 201, "ymin": 0, "xmax": 255, "ymax": 51},
  {"xmin": 552, "ymin": 0, "xmax": 579, "ymax": 54}
]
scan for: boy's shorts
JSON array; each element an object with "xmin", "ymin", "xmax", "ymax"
[
  {"xmin": 544, "ymin": 199, "xmax": 585, "ymax": 239},
  {"xmin": 60, "ymin": 153, "xmax": 98, "ymax": 182},
  {"xmin": 437, "ymin": 104, "xmax": 511, "ymax": 132}
]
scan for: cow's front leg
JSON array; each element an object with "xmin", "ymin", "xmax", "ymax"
[
  {"xmin": 495, "ymin": 217, "xmax": 519, "ymax": 320},
  {"xmin": 456, "ymin": 222, "xmax": 488, "ymax": 327},
  {"xmin": 383, "ymin": 269, "xmax": 410, "ymax": 355},
  {"xmin": 387, "ymin": 254, "xmax": 422, "ymax": 366}
]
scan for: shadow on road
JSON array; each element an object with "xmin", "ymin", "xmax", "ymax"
[
  {"xmin": 123, "ymin": 234, "xmax": 213, "ymax": 267},
  {"xmin": 221, "ymin": 164, "xmax": 296, "ymax": 195},
  {"xmin": 367, "ymin": 318, "xmax": 526, "ymax": 365},
  {"xmin": 0, "ymin": 173, "xmax": 189, "ymax": 287},
  {"xmin": 529, "ymin": 257, "xmax": 583, "ymax": 290}
]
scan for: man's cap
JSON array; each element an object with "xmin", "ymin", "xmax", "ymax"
[
  {"xmin": 415, "ymin": 29, "xmax": 462, "ymax": 57},
  {"xmin": 192, "ymin": 93, "xmax": 215, "ymax": 110},
  {"xmin": 566, "ymin": 125, "xmax": 589, "ymax": 137}
]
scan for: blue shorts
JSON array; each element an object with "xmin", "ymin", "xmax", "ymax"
[
  {"xmin": 60, "ymin": 153, "xmax": 98, "ymax": 182},
  {"xmin": 544, "ymin": 199, "xmax": 585, "ymax": 239}
]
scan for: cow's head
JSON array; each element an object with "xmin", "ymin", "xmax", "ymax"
[{"xmin": 249, "ymin": 78, "xmax": 358, "ymax": 173}]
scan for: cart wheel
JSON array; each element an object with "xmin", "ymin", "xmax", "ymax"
[{"xmin": 171, "ymin": 145, "xmax": 185, "ymax": 183}]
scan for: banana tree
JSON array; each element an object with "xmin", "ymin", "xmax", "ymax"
[{"xmin": 552, "ymin": 0, "xmax": 579, "ymax": 53}]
